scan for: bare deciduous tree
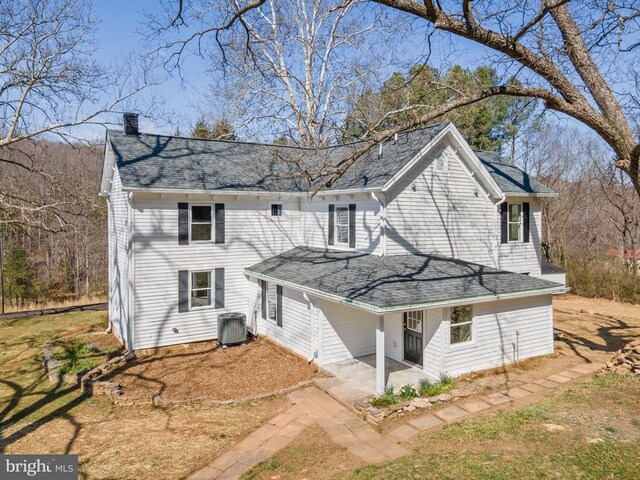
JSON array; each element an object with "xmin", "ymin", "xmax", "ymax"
[
  {"xmin": 153, "ymin": 0, "xmax": 399, "ymax": 146},
  {"xmin": 0, "ymin": 0, "xmax": 152, "ymax": 231}
]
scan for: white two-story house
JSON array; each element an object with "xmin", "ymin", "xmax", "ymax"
[{"xmin": 100, "ymin": 114, "xmax": 565, "ymax": 395}]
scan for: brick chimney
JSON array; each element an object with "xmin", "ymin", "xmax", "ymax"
[{"xmin": 123, "ymin": 113, "xmax": 139, "ymax": 135}]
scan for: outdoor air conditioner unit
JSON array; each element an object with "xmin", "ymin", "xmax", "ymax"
[{"xmin": 217, "ymin": 312, "xmax": 247, "ymax": 347}]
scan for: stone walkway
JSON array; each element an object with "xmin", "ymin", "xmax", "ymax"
[{"xmin": 187, "ymin": 362, "xmax": 602, "ymax": 480}]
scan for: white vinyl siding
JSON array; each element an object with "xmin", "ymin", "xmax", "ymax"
[
  {"xmin": 132, "ymin": 197, "xmax": 300, "ymax": 350},
  {"xmin": 107, "ymin": 167, "xmax": 133, "ymax": 348},
  {"xmin": 499, "ymin": 197, "xmax": 542, "ymax": 275},
  {"xmin": 318, "ymin": 300, "xmax": 377, "ymax": 364},
  {"xmin": 301, "ymin": 198, "xmax": 380, "ymax": 254},
  {"xmin": 385, "ymin": 144, "xmax": 498, "ymax": 267},
  {"xmin": 247, "ymin": 278, "xmax": 312, "ymax": 359},
  {"xmin": 421, "ymin": 295, "xmax": 553, "ymax": 378}
]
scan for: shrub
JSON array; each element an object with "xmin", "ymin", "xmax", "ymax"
[
  {"xmin": 398, "ymin": 384, "xmax": 418, "ymax": 400},
  {"xmin": 418, "ymin": 374, "xmax": 455, "ymax": 397},
  {"xmin": 565, "ymin": 255, "xmax": 640, "ymax": 304},
  {"xmin": 52, "ymin": 338, "xmax": 100, "ymax": 375},
  {"xmin": 370, "ymin": 385, "xmax": 398, "ymax": 407}
]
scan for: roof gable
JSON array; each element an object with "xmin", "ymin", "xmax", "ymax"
[{"xmin": 104, "ymin": 122, "xmax": 555, "ymax": 197}]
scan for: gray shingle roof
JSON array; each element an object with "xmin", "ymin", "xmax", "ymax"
[
  {"xmin": 475, "ymin": 151, "xmax": 556, "ymax": 195},
  {"xmin": 541, "ymin": 261, "xmax": 565, "ymax": 275},
  {"xmin": 108, "ymin": 123, "xmax": 448, "ymax": 192},
  {"xmin": 245, "ymin": 247, "xmax": 564, "ymax": 312}
]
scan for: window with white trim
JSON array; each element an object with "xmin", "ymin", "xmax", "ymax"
[
  {"xmin": 508, "ymin": 203, "xmax": 522, "ymax": 242},
  {"xmin": 406, "ymin": 310, "xmax": 423, "ymax": 332},
  {"xmin": 191, "ymin": 205, "xmax": 212, "ymax": 241},
  {"xmin": 270, "ymin": 204, "xmax": 283, "ymax": 217},
  {"xmin": 267, "ymin": 282, "xmax": 278, "ymax": 322},
  {"xmin": 450, "ymin": 305, "xmax": 473, "ymax": 345},
  {"xmin": 335, "ymin": 206, "xmax": 349, "ymax": 245},
  {"xmin": 191, "ymin": 271, "xmax": 212, "ymax": 308}
]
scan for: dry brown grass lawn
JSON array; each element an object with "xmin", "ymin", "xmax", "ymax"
[
  {"xmin": 0, "ymin": 311, "xmax": 290, "ymax": 480},
  {"xmin": 105, "ymin": 338, "xmax": 320, "ymax": 400}
]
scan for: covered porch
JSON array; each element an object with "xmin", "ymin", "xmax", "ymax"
[
  {"xmin": 246, "ymin": 246, "xmax": 565, "ymax": 398},
  {"xmin": 321, "ymin": 352, "xmax": 428, "ymax": 397}
]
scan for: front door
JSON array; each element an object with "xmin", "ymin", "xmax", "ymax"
[{"xmin": 404, "ymin": 311, "xmax": 423, "ymax": 365}]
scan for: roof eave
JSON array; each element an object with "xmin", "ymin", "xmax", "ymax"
[
  {"xmin": 243, "ymin": 268, "xmax": 566, "ymax": 314},
  {"xmin": 121, "ymin": 185, "xmax": 383, "ymax": 197}
]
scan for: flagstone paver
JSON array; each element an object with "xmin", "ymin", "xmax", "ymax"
[
  {"xmin": 504, "ymin": 386, "xmax": 532, "ymax": 399},
  {"xmin": 460, "ymin": 399, "xmax": 491, "ymax": 413},
  {"xmin": 409, "ymin": 414, "xmax": 445, "ymax": 431},
  {"xmin": 389, "ymin": 424, "xmax": 420, "ymax": 441},
  {"xmin": 434, "ymin": 406, "xmax": 469, "ymax": 422},
  {"xmin": 547, "ymin": 373, "xmax": 573, "ymax": 384},
  {"xmin": 188, "ymin": 361, "xmax": 604, "ymax": 479},
  {"xmin": 520, "ymin": 383, "xmax": 545, "ymax": 393},
  {"xmin": 533, "ymin": 378, "xmax": 559, "ymax": 389},
  {"xmin": 484, "ymin": 392, "xmax": 511, "ymax": 406},
  {"xmin": 570, "ymin": 363, "xmax": 602, "ymax": 375}
]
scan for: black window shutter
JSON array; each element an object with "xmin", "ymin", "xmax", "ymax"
[
  {"xmin": 276, "ymin": 285, "xmax": 283, "ymax": 327},
  {"xmin": 500, "ymin": 202, "xmax": 508, "ymax": 244},
  {"xmin": 348, "ymin": 203, "xmax": 356, "ymax": 248},
  {"xmin": 214, "ymin": 268, "xmax": 225, "ymax": 308},
  {"xmin": 523, "ymin": 202, "xmax": 530, "ymax": 243},
  {"xmin": 178, "ymin": 270, "xmax": 189, "ymax": 312},
  {"xmin": 178, "ymin": 203, "xmax": 189, "ymax": 245},
  {"xmin": 261, "ymin": 280, "xmax": 267, "ymax": 319},
  {"xmin": 215, "ymin": 203, "xmax": 225, "ymax": 244},
  {"xmin": 328, "ymin": 204, "xmax": 335, "ymax": 246}
]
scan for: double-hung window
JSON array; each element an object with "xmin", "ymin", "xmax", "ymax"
[
  {"xmin": 450, "ymin": 305, "xmax": 473, "ymax": 345},
  {"xmin": 508, "ymin": 203, "xmax": 522, "ymax": 242},
  {"xmin": 191, "ymin": 205, "xmax": 212, "ymax": 241},
  {"xmin": 191, "ymin": 271, "xmax": 212, "ymax": 308},
  {"xmin": 267, "ymin": 282, "xmax": 278, "ymax": 322},
  {"xmin": 335, "ymin": 206, "xmax": 350, "ymax": 245}
]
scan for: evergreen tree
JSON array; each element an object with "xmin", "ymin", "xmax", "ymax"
[{"xmin": 4, "ymin": 246, "xmax": 39, "ymax": 306}]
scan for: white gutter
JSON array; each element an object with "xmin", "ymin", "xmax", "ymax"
[
  {"xmin": 122, "ymin": 186, "xmax": 382, "ymax": 198},
  {"xmin": 302, "ymin": 292, "xmax": 317, "ymax": 363},
  {"xmin": 244, "ymin": 269, "xmax": 566, "ymax": 315},
  {"xmin": 371, "ymin": 191, "xmax": 386, "ymax": 257}
]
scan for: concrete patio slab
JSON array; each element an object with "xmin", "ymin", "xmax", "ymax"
[{"xmin": 520, "ymin": 383, "xmax": 545, "ymax": 393}]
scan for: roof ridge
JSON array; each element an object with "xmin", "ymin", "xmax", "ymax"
[{"xmin": 106, "ymin": 121, "xmax": 449, "ymax": 153}]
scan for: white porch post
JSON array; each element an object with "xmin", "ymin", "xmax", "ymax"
[{"xmin": 376, "ymin": 315, "xmax": 385, "ymax": 396}]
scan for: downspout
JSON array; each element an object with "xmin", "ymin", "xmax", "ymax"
[
  {"xmin": 494, "ymin": 194, "xmax": 507, "ymax": 269},
  {"xmin": 372, "ymin": 192, "xmax": 386, "ymax": 257},
  {"xmin": 303, "ymin": 292, "xmax": 318, "ymax": 363}
]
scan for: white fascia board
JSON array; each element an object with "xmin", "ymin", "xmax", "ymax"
[
  {"xmin": 99, "ymin": 133, "xmax": 115, "ymax": 198},
  {"xmin": 244, "ymin": 268, "xmax": 566, "ymax": 315},
  {"xmin": 380, "ymin": 124, "xmax": 451, "ymax": 194},
  {"xmin": 446, "ymin": 125, "xmax": 505, "ymax": 201},
  {"xmin": 379, "ymin": 123, "xmax": 504, "ymax": 201},
  {"xmin": 122, "ymin": 186, "xmax": 382, "ymax": 198},
  {"xmin": 505, "ymin": 192, "xmax": 559, "ymax": 198}
]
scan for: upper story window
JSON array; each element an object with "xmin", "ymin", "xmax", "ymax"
[
  {"xmin": 335, "ymin": 206, "xmax": 350, "ymax": 245},
  {"xmin": 191, "ymin": 205, "xmax": 212, "ymax": 241},
  {"xmin": 271, "ymin": 203, "xmax": 283, "ymax": 217},
  {"xmin": 508, "ymin": 203, "xmax": 522, "ymax": 242},
  {"xmin": 191, "ymin": 271, "xmax": 212, "ymax": 308},
  {"xmin": 450, "ymin": 305, "xmax": 473, "ymax": 345}
]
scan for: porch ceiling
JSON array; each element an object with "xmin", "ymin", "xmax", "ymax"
[{"xmin": 245, "ymin": 247, "xmax": 565, "ymax": 313}]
